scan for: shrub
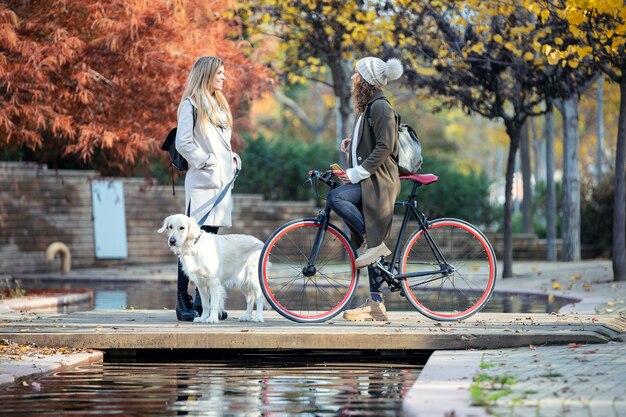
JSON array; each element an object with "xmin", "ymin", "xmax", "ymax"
[
  {"xmin": 581, "ymin": 173, "xmax": 617, "ymax": 250},
  {"xmin": 529, "ymin": 180, "xmax": 563, "ymax": 238},
  {"xmin": 236, "ymin": 134, "xmax": 334, "ymax": 201},
  {"xmin": 403, "ymin": 155, "xmax": 495, "ymax": 228}
]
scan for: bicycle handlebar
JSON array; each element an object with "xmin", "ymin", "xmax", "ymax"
[{"xmin": 306, "ymin": 169, "xmax": 342, "ymax": 189}]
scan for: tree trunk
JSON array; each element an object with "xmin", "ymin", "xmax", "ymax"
[
  {"xmin": 531, "ymin": 117, "xmax": 544, "ymax": 185},
  {"xmin": 560, "ymin": 94, "xmax": 581, "ymax": 262},
  {"xmin": 613, "ymin": 69, "xmax": 626, "ymax": 281},
  {"xmin": 329, "ymin": 59, "xmax": 353, "ymax": 167},
  {"xmin": 597, "ymin": 75, "xmax": 605, "ymax": 183},
  {"xmin": 274, "ymin": 88, "xmax": 332, "ymax": 143},
  {"xmin": 520, "ymin": 120, "xmax": 533, "ymax": 233},
  {"xmin": 503, "ymin": 123, "xmax": 522, "ymax": 278},
  {"xmin": 544, "ymin": 109, "xmax": 558, "ymax": 261}
]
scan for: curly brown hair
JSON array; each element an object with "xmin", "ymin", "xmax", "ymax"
[{"xmin": 352, "ymin": 72, "xmax": 381, "ymax": 115}]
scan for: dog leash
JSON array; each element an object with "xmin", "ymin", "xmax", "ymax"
[{"xmin": 195, "ymin": 168, "xmax": 241, "ymax": 226}]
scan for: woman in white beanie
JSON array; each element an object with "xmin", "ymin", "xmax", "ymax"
[{"xmin": 327, "ymin": 57, "xmax": 403, "ymax": 322}]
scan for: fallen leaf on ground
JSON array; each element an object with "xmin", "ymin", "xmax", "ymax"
[{"xmin": 529, "ymin": 344, "xmax": 537, "ymax": 350}]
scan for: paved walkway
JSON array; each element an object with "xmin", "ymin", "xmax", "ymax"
[
  {"xmin": 404, "ymin": 259, "xmax": 626, "ymax": 417},
  {"xmin": 2, "ymin": 259, "xmax": 625, "ymax": 417}
]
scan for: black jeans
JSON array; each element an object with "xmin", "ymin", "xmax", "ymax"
[
  {"xmin": 326, "ymin": 183, "xmax": 382, "ymax": 293},
  {"xmin": 177, "ymin": 225, "xmax": 219, "ymax": 293},
  {"xmin": 327, "ymin": 183, "xmax": 365, "ymax": 236}
]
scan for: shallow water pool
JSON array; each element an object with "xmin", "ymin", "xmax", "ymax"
[{"xmin": 0, "ymin": 351, "xmax": 424, "ymax": 416}]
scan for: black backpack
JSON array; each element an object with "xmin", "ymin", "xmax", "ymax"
[
  {"xmin": 161, "ymin": 104, "xmax": 197, "ymax": 172},
  {"xmin": 161, "ymin": 127, "xmax": 188, "ymax": 171},
  {"xmin": 162, "ymin": 103, "xmax": 197, "ymax": 195}
]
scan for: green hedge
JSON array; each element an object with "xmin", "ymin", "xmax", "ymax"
[
  {"xmin": 402, "ymin": 155, "xmax": 495, "ymax": 228},
  {"xmin": 236, "ymin": 134, "xmax": 335, "ymax": 201},
  {"xmin": 236, "ymin": 136, "xmax": 495, "ymax": 228},
  {"xmin": 581, "ymin": 173, "xmax": 618, "ymax": 250}
]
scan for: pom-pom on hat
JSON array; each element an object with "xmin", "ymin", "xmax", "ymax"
[{"xmin": 355, "ymin": 57, "xmax": 404, "ymax": 88}]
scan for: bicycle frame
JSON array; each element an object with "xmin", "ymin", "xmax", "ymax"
[
  {"xmin": 376, "ymin": 180, "xmax": 455, "ymax": 282},
  {"xmin": 305, "ymin": 175, "xmax": 453, "ymax": 283}
]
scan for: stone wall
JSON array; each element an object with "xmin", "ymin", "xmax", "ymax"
[{"xmin": 0, "ymin": 162, "xmax": 316, "ymax": 274}]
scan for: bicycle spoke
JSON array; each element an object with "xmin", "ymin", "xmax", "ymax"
[
  {"xmin": 400, "ymin": 219, "xmax": 496, "ymax": 321},
  {"xmin": 260, "ymin": 220, "xmax": 358, "ymax": 322}
]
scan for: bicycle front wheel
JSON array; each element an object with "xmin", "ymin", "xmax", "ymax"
[
  {"xmin": 259, "ymin": 219, "xmax": 359, "ymax": 323},
  {"xmin": 400, "ymin": 218, "xmax": 497, "ymax": 321}
]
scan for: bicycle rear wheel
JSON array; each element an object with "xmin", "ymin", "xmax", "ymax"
[
  {"xmin": 399, "ymin": 218, "xmax": 497, "ymax": 321},
  {"xmin": 259, "ymin": 219, "xmax": 359, "ymax": 323}
]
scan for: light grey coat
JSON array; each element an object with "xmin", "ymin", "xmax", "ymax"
[{"xmin": 175, "ymin": 98, "xmax": 239, "ymax": 227}]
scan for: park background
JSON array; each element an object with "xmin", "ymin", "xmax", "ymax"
[{"xmin": 0, "ymin": 0, "xmax": 624, "ymax": 281}]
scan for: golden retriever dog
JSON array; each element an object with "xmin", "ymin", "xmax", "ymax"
[{"xmin": 158, "ymin": 214, "xmax": 265, "ymax": 324}]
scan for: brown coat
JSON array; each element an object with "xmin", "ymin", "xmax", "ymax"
[{"xmin": 348, "ymin": 91, "xmax": 401, "ymax": 247}]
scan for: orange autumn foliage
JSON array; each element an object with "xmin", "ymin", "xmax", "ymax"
[{"xmin": 0, "ymin": 0, "xmax": 272, "ymax": 174}]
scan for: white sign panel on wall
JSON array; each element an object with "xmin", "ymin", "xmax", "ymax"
[{"xmin": 91, "ymin": 180, "xmax": 128, "ymax": 259}]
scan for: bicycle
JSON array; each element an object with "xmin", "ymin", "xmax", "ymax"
[{"xmin": 258, "ymin": 169, "xmax": 497, "ymax": 323}]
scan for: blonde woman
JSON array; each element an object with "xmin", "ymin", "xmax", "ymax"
[{"xmin": 174, "ymin": 56, "xmax": 240, "ymax": 321}]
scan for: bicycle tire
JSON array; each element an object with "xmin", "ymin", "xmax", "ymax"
[
  {"xmin": 399, "ymin": 218, "xmax": 497, "ymax": 321},
  {"xmin": 259, "ymin": 218, "xmax": 359, "ymax": 323}
]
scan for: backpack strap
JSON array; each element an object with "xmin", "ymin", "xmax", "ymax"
[
  {"xmin": 365, "ymin": 96, "xmax": 400, "ymax": 162},
  {"xmin": 365, "ymin": 96, "xmax": 389, "ymax": 133},
  {"xmin": 365, "ymin": 96, "xmax": 401, "ymax": 134},
  {"xmin": 187, "ymin": 97, "xmax": 198, "ymax": 129}
]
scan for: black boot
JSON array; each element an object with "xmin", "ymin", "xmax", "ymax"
[
  {"xmin": 194, "ymin": 288, "xmax": 228, "ymax": 320},
  {"xmin": 194, "ymin": 287, "xmax": 203, "ymax": 315},
  {"xmin": 176, "ymin": 292, "xmax": 197, "ymax": 321}
]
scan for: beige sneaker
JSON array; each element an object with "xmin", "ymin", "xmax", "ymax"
[
  {"xmin": 343, "ymin": 299, "xmax": 388, "ymax": 322},
  {"xmin": 356, "ymin": 241, "xmax": 367, "ymax": 257},
  {"xmin": 355, "ymin": 242, "xmax": 391, "ymax": 268}
]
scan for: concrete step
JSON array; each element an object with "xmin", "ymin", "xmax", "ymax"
[{"xmin": 1, "ymin": 310, "xmax": 622, "ymax": 351}]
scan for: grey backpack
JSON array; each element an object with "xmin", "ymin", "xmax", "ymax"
[{"xmin": 366, "ymin": 97, "xmax": 423, "ymax": 175}]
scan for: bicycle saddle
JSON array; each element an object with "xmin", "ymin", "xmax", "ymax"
[{"xmin": 399, "ymin": 173, "xmax": 439, "ymax": 185}]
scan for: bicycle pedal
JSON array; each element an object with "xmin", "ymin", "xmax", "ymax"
[{"xmin": 373, "ymin": 260, "xmax": 386, "ymax": 270}]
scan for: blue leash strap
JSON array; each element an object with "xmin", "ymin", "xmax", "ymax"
[{"xmin": 196, "ymin": 168, "xmax": 241, "ymax": 226}]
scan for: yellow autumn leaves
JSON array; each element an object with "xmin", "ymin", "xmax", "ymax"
[{"xmin": 525, "ymin": 0, "xmax": 626, "ymax": 67}]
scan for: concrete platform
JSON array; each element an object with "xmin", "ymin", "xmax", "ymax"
[{"xmin": 1, "ymin": 310, "xmax": 623, "ymax": 351}]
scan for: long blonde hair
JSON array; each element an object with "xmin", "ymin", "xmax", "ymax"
[{"xmin": 178, "ymin": 56, "xmax": 233, "ymax": 132}]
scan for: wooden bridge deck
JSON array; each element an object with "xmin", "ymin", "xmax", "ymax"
[{"xmin": 1, "ymin": 310, "xmax": 623, "ymax": 351}]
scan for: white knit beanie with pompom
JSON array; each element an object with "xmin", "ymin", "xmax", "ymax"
[{"xmin": 355, "ymin": 57, "xmax": 403, "ymax": 88}]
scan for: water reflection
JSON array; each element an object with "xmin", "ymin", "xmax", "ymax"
[
  {"xmin": 0, "ymin": 358, "xmax": 422, "ymax": 416},
  {"xmin": 18, "ymin": 280, "xmax": 574, "ymax": 314}
]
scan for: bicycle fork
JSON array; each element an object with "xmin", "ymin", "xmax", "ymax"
[{"xmin": 301, "ymin": 210, "xmax": 331, "ymax": 278}]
